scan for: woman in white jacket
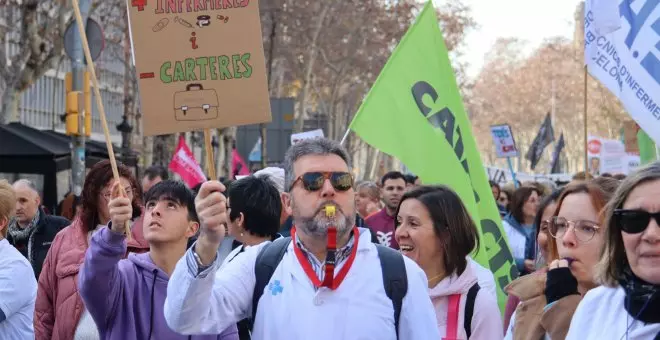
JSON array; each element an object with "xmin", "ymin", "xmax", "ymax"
[
  {"xmin": 567, "ymin": 163, "xmax": 660, "ymax": 340},
  {"xmin": 395, "ymin": 185, "xmax": 502, "ymax": 340}
]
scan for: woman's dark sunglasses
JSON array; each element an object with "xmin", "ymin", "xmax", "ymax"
[
  {"xmin": 290, "ymin": 172, "xmax": 354, "ymax": 192},
  {"xmin": 613, "ymin": 209, "xmax": 660, "ymax": 234}
]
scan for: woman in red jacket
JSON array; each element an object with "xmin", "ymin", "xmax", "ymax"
[{"xmin": 34, "ymin": 160, "xmax": 147, "ymax": 340}]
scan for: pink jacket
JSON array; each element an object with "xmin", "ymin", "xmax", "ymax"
[
  {"xmin": 34, "ymin": 216, "xmax": 148, "ymax": 340},
  {"xmin": 430, "ymin": 263, "xmax": 503, "ymax": 339}
]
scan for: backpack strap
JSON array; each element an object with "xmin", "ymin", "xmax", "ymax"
[
  {"xmin": 463, "ymin": 282, "xmax": 480, "ymax": 338},
  {"xmin": 376, "ymin": 245, "xmax": 407, "ymax": 339},
  {"xmin": 250, "ymin": 236, "xmax": 291, "ymax": 329},
  {"xmin": 444, "ymin": 294, "xmax": 462, "ymax": 340}
]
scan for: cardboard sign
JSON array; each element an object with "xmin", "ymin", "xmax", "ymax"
[
  {"xmin": 623, "ymin": 120, "xmax": 640, "ymax": 154},
  {"xmin": 291, "ymin": 129, "xmax": 324, "ymax": 145},
  {"xmin": 588, "ymin": 135, "xmax": 630, "ymax": 175},
  {"xmin": 489, "ymin": 124, "xmax": 519, "ymax": 158},
  {"xmin": 127, "ymin": 0, "xmax": 271, "ymax": 136}
]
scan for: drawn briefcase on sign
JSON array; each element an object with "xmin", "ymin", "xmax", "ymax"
[{"xmin": 173, "ymin": 84, "xmax": 219, "ymax": 121}]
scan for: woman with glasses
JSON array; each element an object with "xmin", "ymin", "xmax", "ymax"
[
  {"xmin": 566, "ymin": 163, "xmax": 660, "ymax": 339},
  {"xmin": 504, "ymin": 178, "xmax": 619, "ymax": 340},
  {"xmin": 34, "ymin": 161, "xmax": 145, "ymax": 340}
]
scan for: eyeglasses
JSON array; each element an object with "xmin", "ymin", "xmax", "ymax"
[
  {"xmin": 549, "ymin": 216, "xmax": 601, "ymax": 243},
  {"xmin": 613, "ymin": 209, "xmax": 660, "ymax": 234},
  {"xmin": 290, "ymin": 172, "xmax": 354, "ymax": 192},
  {"xmin": 101, "ymin": 186, "xmax": 134, "ymax": 200},
  {"xmin": 539, "ymin": 219, "xmax": 550, "ymax": 232}
]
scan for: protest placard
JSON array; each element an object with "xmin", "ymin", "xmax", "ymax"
[
  {"xmin": 127, "ymin": 0, "xmax": 271, "ymax": 136},
  {"xmin": 489, "ymin": 124, "xmax": 519, "ymax": 158}
]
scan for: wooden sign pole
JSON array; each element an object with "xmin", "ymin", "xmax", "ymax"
[
  {"xmin": 203, "ymin": 129, "xmax": 216, "ymax": 180},
  {"xmin": 72, "ymin": 0, "xmax": 132, "ymax": 239}
]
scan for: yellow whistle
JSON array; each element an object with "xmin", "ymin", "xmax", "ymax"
[{"xmin": 324, "ymin": 205, "xmax": 336, "ymax": 218}]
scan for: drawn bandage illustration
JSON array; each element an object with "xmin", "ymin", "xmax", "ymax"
[
  {"xmin": 174, "ymin": 84, "xmax": 219, "ymax": 121},
  {"xmin": 153, "ymin": 18, "xmax": 169, "ymax": 32},
  {"xmin": 217, "ymin": 15, "xmax": 229, "ymax": 23}
]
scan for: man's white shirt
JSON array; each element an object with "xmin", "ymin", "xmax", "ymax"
[
  {"xmin": 164, "ymin": 228, "xmax": 440, "ymax": 339},
  {"xmin": 0, "ymin": 238, "xmax": 37, "ymax": 340}
]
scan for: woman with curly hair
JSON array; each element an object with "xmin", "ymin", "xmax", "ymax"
[{"xmin": 34, "ymin": 160, "xmax": 148, "ymax": 340}]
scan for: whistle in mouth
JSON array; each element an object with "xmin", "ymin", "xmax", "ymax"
[
  {"xmin": 324, "ymin": 205, "xmax": 336, "ymax": 218},
  {"xmin": 564, "ymin": 257, "xmax": 575, "ymax": 265}
]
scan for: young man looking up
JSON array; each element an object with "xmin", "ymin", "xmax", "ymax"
[{"xmin": 78, "ymin": 180, "xmax": 238, "ymax": 340}]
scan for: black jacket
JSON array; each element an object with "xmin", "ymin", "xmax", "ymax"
[{"xmin": 7, "ymin": 208, "xmax": 70, "ymax": 278}]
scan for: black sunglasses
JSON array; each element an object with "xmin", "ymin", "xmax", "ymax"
[
  {"xmin": 613, "ymin": 209, "xmax": 660, "ymax": 234},
  {"xmin": 290, "ymin": 172, "xmax": 354, "ymax": 192}
]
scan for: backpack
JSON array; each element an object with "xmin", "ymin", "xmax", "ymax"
[{"xmin": 250, "ymin": 236, "xmax": 407, "ymax": 338}]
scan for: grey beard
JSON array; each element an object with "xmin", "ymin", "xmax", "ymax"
[{"xmin": 292, "ymin": 201, "xmax": 354, "ymax": 239}]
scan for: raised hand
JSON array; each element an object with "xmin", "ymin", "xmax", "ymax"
[
  {"xmin": 194, "ymin": 181, "xmax": 227, "ymax": 264},
  {"xmin": 108, "ymin": 181, "xmax": 133, "ymax": 234}
]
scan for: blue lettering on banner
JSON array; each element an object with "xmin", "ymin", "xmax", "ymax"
[
  {"xmin": 492, "ymin": 128, "xmax": 510, "ymax": 139},
  {"xmin": 619, "ymin": 0, "xmax": 660, "ymax": 86}
]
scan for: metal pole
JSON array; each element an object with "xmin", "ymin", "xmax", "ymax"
[
  {"xmin": 507, "ymin": 157, "xmax": 519, "ymax": 188},
  {"xmin": 70, "ymin": 0, "xmax": 91, "ymax": 195},
  {"xmin": 583, "ymin": 66, "xmax": 589, "ymax": 175}
]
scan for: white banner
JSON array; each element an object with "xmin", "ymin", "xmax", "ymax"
[
  {"xmin": 490, "ymin": 124, "xmax": 519, "ymax": 158},
  {"xmin": 291, "ymin": 129, "xmax": 325, "ymax": 145},
  {"xmin": 584, "ymin": 0, "xmax": 660, "ymax": 144},
  {"xmin": 484, "ymin": 166, "xmax": 572, "ymax": 185}
]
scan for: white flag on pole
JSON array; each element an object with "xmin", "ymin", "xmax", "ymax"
[{"xmin": 584, "ymin": 0, "xmax": 660, "ymax": 144}]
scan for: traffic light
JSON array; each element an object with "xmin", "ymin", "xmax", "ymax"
[
  {"xmin": 65, "ymin": 91, "xmax": 83, "ymax": 136},
  {"xmin": 64, "ymin": 72, "xmax": 92, "ymax": 137}
]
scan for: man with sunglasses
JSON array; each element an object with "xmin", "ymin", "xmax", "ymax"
[{"xmin": 164, "ymin": 138, "xmax": 439, "ymax": 339}]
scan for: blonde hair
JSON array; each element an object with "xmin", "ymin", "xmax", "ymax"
[
  {"xmin": 597, "ymin": 162, "xmax": 660, "ymax": 287},
  {"xmin": 0, "ymin": 180, "xmax": 16, "ymax": 238}
]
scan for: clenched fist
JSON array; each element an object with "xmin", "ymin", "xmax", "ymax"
[
  {"xmin": 194, "ymin": 181, "xmax": 227, "ymax": 264},
  {"xmin": 108, "ymin": 181, "xmax": 133, "ymax": 234}
]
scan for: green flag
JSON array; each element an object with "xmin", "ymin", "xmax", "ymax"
[
  {"xmin": 638, "ymin": 129, "xmax": 657, "ymax": 165},
  {"xmin": 348, "ymin": 1, "xmax": 518, "ymax": 310}
]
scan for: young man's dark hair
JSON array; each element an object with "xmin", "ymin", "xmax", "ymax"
[
  {"xmin": 144, "ymin": 165, "xmax": 169, "ymax": 181},
  {"xmin": 403, "ymin": 174, "xmax": 418, "ymax": 185},
  {"xmin": 380, "ymin": 171, "xmax": 406, "ymax": 186},
  {"xmin": 227, "ymin": 176, "xmax": 281, "ymax": 238},
  {"xmin": 144, "ymin": 180, "xmax": 199, "ymax": 223}
]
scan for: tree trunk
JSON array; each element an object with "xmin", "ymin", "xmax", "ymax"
[
  {"xmin": 142, "ymin": 136, "xmax": 154, "ymax": 169},
  {"xmin": 294, "ymin": 4, "xmax": 331, "ymax": 132},
  {"xmin": 152, "ymin": 134, "xmax": 175, "ymax": 166},
  {"xmin": 0, "ymin": 86, "xmax": 20, "ymax": 124}
]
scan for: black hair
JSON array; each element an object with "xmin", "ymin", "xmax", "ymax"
[
  {"xmin": 143, "ymin": 165, "xmax": 169, "ymax": 181},
  {"xmin": 381, "ymin": 171, "xmax": 406, "ymax": 186},
  {"xmin": 144, "ymin": 180, "xmax": 199, "ymax": 223},
  {"xmin": 510, "ymin": 186, "xmax": 542, "ymax": 223},
  {"xmin": 403, "ymin": 174, "xmax": 418, "ymax": 185},
  {"xmin": 396, "ymin": 185, "xmax": 479, "ymax": 276},
  {"xmin": 533, "ymin": 188, "xmax": 563, "ymax": 238},
  {"xmin": 227, "ymin": 176, "xmax": 281, "ymax": 238},
  {"xmin": 489, "ymin": 180, "xmax": 500, "ymax": 189},
  {"xmin": 191, "ymin": 182, "xmax": 203, "ymax": 197}
]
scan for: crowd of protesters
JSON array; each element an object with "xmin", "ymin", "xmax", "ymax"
[{"xmin": 0, "ymin": 138, "xmax": 658, "ymax": 339}]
